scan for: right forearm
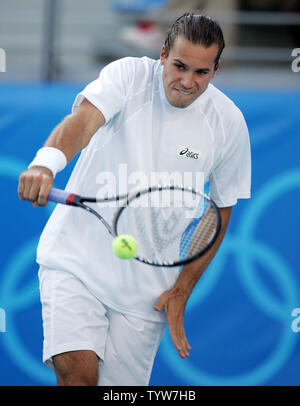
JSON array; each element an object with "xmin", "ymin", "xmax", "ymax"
[
  {"xmin": 18, "ymin": 99, "xmax": 105, "ymax": 206},
  {"xmin": 43, "ymin": 98, "xmax": 105, "ymax": 163},
  {"xmin": 44, "ymin": 114, "xmax": 89, "ymax": 163},
  {"xmin": 18, "ymin": 116, "xmax": 81, "ymax": 206}
]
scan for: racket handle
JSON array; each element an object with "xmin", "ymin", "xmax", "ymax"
[{"xmin": 48, "ymin": 188, "xmax": 77, "ymax": 205}]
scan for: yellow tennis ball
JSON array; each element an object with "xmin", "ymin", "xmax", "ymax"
[{"xmin": 112, "ymin": 234, "xmax": 138, "ymax": 259}]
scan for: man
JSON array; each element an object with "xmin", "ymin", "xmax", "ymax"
[{"xmin": 18, "ymin": 13, "xmax": 251, "ymax": 386}]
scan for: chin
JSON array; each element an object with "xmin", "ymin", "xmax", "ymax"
[
  {"xmin": 172, "ymin": 101, "xmax": 190, "ymax": 108},
  {"xmin": 167, "ymin": 90, "xmax": 200, "ymax": 108},
  {"xmin": 168, "ymin": 97, "xmax": 195, "ymax": 109}
]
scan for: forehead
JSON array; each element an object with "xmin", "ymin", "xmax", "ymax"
[{"xmin": 169, "ymin": 36, "xmax": 219, "ymax": 68}]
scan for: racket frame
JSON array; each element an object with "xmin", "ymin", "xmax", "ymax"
[
  {"xmin": 48, "ymin": 185, "xmax": 221, "ymax": 268},
  {"xmin": 111, "ymin": 185, "xmax": 222, "ymax": 267}
]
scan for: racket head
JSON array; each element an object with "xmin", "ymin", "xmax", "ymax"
[{"xmin": 112, "ymin": 185, "xmax": 221, "ymax": 267}]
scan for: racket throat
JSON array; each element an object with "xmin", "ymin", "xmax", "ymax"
[{"xmin": 65, "ymin": 194, "xmax": 81, "ymax": 206}]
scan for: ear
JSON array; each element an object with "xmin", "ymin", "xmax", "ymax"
[
  {"xmin": 160, "ymin": 45, "xmax": 167, "ymax": 65},
  {"xmin": 212, "ymin": 62, "xmax": 220, "ymax": 78}
]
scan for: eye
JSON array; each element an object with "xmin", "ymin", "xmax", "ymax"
[
  {"xmin": 196, "ymin": 70, "xmax": 209, "ymax": 76},
  {"xmin": 174, "ymin": 63, "xmax": 185, "ymax": 71}
]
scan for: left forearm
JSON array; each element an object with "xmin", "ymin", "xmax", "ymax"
[{"xmin": 154, "ymin": 206, "xmax": 233, "ymax": 359}]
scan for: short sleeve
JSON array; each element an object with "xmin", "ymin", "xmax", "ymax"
[
  {"xmin": 210, "ymin": 110, "xmax": 251, "ymax": 207},
  {"xmin": 72, "ymin": 57, "xmax": 135, "ymax": 123}
]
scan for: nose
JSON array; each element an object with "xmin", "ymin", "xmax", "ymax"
[{"xmin": 180, "ymin": 72, "xmax": 194, "ymax": 89}]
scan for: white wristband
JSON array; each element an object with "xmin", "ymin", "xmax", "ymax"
[{"xmin": 28, "ymin": 147, "xmax": 67, "ymax": 178}]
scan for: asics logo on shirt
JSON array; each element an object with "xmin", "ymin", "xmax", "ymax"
[{"xmin": 178, "ymin": 147, "xmax": 201, "ymax": 160}]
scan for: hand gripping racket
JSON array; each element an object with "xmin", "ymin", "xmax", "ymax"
[{"xmin": 48, "ymin": 185, "xmax": 221, "ymax": 267}]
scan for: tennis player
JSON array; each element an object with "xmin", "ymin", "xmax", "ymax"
[{"xmin": 18, "ymin": 13, "xmax": 251, "ymax": 386}]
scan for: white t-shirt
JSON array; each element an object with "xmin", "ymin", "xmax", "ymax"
[{"xmin": 37, "ymin": 56, "xmax": 251, "ymax": 322}]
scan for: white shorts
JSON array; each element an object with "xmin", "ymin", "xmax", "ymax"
[{"xmin": 38, "ymin": 266, "xmax": 166, "ymax": 386}]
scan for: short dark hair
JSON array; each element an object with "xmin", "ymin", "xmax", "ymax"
[{"xmin": 164, "ymin": 13, "xmax": 225, "ymax": 69}]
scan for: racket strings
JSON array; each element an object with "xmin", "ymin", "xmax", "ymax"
[
  {"xmin": 133, "ymin": 206, "xmax": 183, "ymax": 262},
  {"xmin": 184, "ymin": 205, "xmax": 218, "ymax": 257},
  {"xmin": 115, "ymin": 188, "xmax": 219, "ymax": 266}
]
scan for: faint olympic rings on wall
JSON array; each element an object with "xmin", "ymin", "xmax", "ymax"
[
  {"xmin": 1, "ymin": 156, "xmax": 299, "ymax": 385},
  {"xmin": 0, "ymin": 156, "xmax": 56, "ymax": 384},
  {"xmin": 160, "ymin": 168, "xmax": 300, "ymax": 385}
]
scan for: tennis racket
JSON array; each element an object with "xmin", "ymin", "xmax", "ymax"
[{"xmin": 48, "ymin": 185, "xmax": 221, "ymax": 267}]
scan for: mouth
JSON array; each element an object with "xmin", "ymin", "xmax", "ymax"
[{"xmin": 174, "ymin": 88, "xmax": 193, "ymax": 96}]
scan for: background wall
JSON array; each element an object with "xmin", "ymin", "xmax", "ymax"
[{"xmin": 0, "ymin": 0, "xmax": 299, "ymax": 386}]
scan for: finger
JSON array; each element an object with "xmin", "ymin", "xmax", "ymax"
[
  {"xmin": 181, "ymin": 328, "xmax": 191, "ymax": 350},
  {"xmin": 176, "ymin": 337, "xmax": 190, "ymax": 356},
  {"xmin": 181, "ymin": 332, "xmax": 191, "ymax": 351},
  {"xmin": 37, "ymin": 177, "xmax": 53, "ymax": 206},
  {"xmin": 169, "ymin": 326, "xmax": 184, "ymax": 353},
  {"xmin": 176, "ymin": 339, "xmax": 190, "ymax": 358},
  {"xmin": 154, "ymin": 301, "xmax": 165, "ymax": 311},
  {"xmin": 153, "ymin": 298, "xmax": 162, "ymax": 311},
  {"xmin": 173, "ymin": 339, "xmax": 188, "ymax": 359},
  {"xmin": 28, "ymin": 174, "xmax": 42, "ymax": 202},
  {"xmin": 168, "ymin": 321, "xmax": 190, "ymax": 358},
  {"xmin": 18, "ymin": 172, "xmax": 26, "ymax": 200},
  {"xmin": 186, "ymin": 338, "xmax": 191, "ymax": 350},
  {"xmin": 22, "ymin": 173, "xmax": 34, "ymax": 201},
  {"xmin": 182, "ymin": 339, "xmax": 191, "ymax": 357},
  {"xmin": 153, "ymin": 291, "xmax": 170, "ymax": 311}
]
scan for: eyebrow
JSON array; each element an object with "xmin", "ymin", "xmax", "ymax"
[{"xmin": 173, "ymin": 59, "xmax": 211, "ymax": 73}]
